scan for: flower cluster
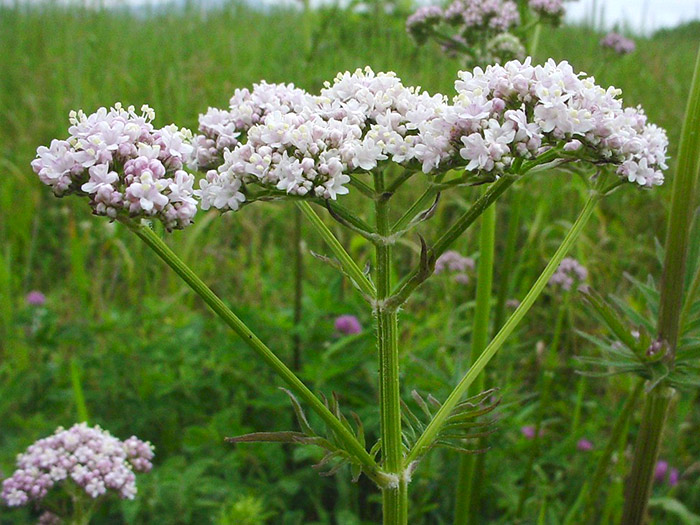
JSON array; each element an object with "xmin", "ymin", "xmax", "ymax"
[
  {"xmin": 655, "ymin": 460, "xmax": 680, "ymax": 486},
  {"xmin": 31, "ymin": 104, "xmax": 197, "ymax": 231},
  {"xmin": 549, "ymin": 257, "xmax": 588, "ymax": 291},
  {"xmin": 435, "ymin": 250, "xmax": 475, "ymax": 284},
  {"xmin": 600, "ymin": 32, "xmax": 636, "ymax": 55},
  {"xmin": 443, "ymin": 0, "xmax": 520, "ymax": 33},
  {"xmin": 406, "ymin": 6, "xmax": 444, "ymax": 45},
  {"xmin": 528, "ymin": 0, "xmax": 566, "ymax": 20},
  {"xmin": 334, "ymin": 315, "xmax": 363, "ymax": 335},
  {"xmin": 195, "ymin": 81, "xmax": 313, "ymax": 169},
  {"xmin": 407, "ymin": 0, "xmax": 570, "ymax": 63},
  {"xmin": 195, "ymin": 60, "xmax": 668, "ymax": 213},
  {"xmin": 1, "ymin": 423, "xmax": 154, "ymax": 508},
  {"xmin": 26, "ymin": 291, "xmax": 46, "ymax": 307},
  {"xmin": 196, "ymin": 67, "xmax": 451, "ymax": 210}
]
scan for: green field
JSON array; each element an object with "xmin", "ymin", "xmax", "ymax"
[{"xmin": 1, "ymin": 2, "xmax": 700, "ymax": 523}]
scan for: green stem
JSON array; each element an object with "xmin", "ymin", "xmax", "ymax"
[
  {"xmin": 656, "ymin": 45, "xmax": 700, "ymax": 357},
  {"xmin": 389, "ymin": 176, "xmax": 516, "ymax": 308},
  {"xmin": 374, "ymin": 171, "xmax": 408, "ymax": 525},
  {"xmin": 454, "ymin": 198, "xmax": 496, "ymax": 524},
  {"xmin": 621, "ymin": 386, "xmax": 675, "ymax": 524},
  {"xmin": 296, "ymin": 201, "xmax": 376, "ymax": 299},
  {"xmin": 391, "ymin": 175, "xmax": 444, "ymax": 233},
  {"xmin": 120, "ymin": 218, "xmax": 383, "ymax": 484},
  {"xmin": 70, "ymin": 357, "xmax": 89, "ymax": 423},
  {"xmin": 293, "ymin": 206, "xmax": 303, "ymax": 370},
  {"xmin": 406, "ymin": 190, "xmax": 600, "ymax": 465},
  {"xmin": 622, "ymin": 44, "xmax": 700, "ymax": 525},
  {"xmin": 493, "ymin": 188, "xmax": 523, "ymax": 332}
]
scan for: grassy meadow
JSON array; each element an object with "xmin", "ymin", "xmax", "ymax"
[{"xmin": 1, "ymin": 1, "xmax": 700, "ymax": 523}]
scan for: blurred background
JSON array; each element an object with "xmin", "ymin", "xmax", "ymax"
[{"xmin": 0, "ymin": 0, "xmax": 699, "ymax": 523}]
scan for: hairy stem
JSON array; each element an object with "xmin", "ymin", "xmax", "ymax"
[
  {"xmin": 374, "ymin": 171, "xmax": 408, "ymax": 525},
  {"xmin": 121, "ymin": 219, "xmax": 383, "ymax": 484}
]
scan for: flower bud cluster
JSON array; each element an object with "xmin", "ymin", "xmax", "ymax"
[
  {"xmin": 1, "ymin": 423, "xmax": 154, "ymax": 508},
  {"xmin": 600, "ymin": 32, "xmax": 636, "ymax": 55},
  {"xmin": 31, "ymin": 104, "xmax": 197, "ymax": 230},
  {"xmin": 549, "ymin": 257, "xmax": 588, "ymax": 291},
  {"xmin": 196, "ymin": 59, "xmax": 668, "ymax": 214}
]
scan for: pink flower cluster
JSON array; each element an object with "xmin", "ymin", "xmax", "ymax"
[
  {"xmin": 31, "ymin": 104, "xmax": 197, "ymax": 231},
  {"xmin": 549, "ymin": 257, "xmax": 588, "ymax": 291},
  {"xmin": 443, "ymin": 0, "xmax": 520, "ymax": 33},
  {"xmin": 1, "ymin": 423, "xmax": 154, "ymax": 508},
  {"xmin": 528, "ymin": 0, "xmax": 566, "ymax": 18},
  {"xmin": 655, "ymin": 460, "xmax": 681, "ymax": 486},
  {"xmin": 195, "ymin": 60, "xmax": 668, "ymax": 214},
  {"xmin": 334, "ymin": 315, "xmax": 363, "ymax": 335},
  {"xmin": 600, "ymin": 32, "xmax": 636, "ymax": 55},
  {"xmin": 405, "ymin": 6, "xmax": 444, "ymax": 45},
  {"xmin": 435, "ymin": 250, "xmax": 475, "ymax": 284}
]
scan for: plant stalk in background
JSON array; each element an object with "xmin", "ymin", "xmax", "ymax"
[{"xmin": 621, "ymin": 44, "xmax": 700, "ymax": 525}]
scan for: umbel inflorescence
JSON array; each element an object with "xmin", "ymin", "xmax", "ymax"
[
  {"xmin": 406, "ymin": 0, "xmax": 571, "ymax": 62},
  {"xmin": 32, "ymin": 59, "xmax": 668, "ymax": 225},
  {"xmin": 31, "ymin": 104, "xmax": 197, "ymax": 231},
  {"xmin": 1, "ymin": 423, "xmax": 154, "ymax": 508},
  {"xmin": 196, "ymin": 59, "xmax": 667, "ymax": 213}
]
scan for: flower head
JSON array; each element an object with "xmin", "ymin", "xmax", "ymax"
[
  {"xmin": 601, "ymin": 32, "xmax": 636, "ymax": 55},
  {"xmin": 549, "ymin": 257, "xmax": 588, "ymax": 291},
  {"xmin": 195, "ymin": 61, "xmax": 667, "ymax": 215},
  {"xmin": 335, "ymin": 315, "xmax": 362, "ymax": 335},
  {"xmin": 26, "ymin": 291, "xmax": 47, "ymax": 307},
  {"xmin": 577, "ymin": 438, "xmax": 594, "ymax": 452},
  {"xmin": 654, "ymin": 460, "xmax": 669, "ymax": 482},
  {"xmin": 1, "ymin": 423, "xmax": 154, "ymax": 509},
  {"xmin": 32, "ymin": 104, "xmax": 197, "ymax": 231},
  {"xmin": 669, "ymin": 468, "xmax": 680, "ymax": 487}
]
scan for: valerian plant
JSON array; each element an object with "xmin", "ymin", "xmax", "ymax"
[
  {"xmin": 406, "ymin": 0, "xmax": 573, "ymax": 66},
  {"xmin": 573, "ymin": 45, "xmax": 700, "ymax": 524},
  {"xmin": 26, "ymin": 58, "xmax": 668, "ymax": 524}
]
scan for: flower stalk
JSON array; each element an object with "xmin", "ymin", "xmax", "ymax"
[
  {"xmin": 120, "ymin": 218, "xmax": 383, "ymax": 485},
  {"xmin": 407, "ymin": 187, "xmax": 601, "ymax": 465},
  {"xmin": 374, "ymin": 171, "xmax": 408, "ymax": 525}
]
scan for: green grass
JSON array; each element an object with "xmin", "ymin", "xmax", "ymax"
[{"xmin": 0, "ymin": 2, "xmax": 699, "ymax": 523}]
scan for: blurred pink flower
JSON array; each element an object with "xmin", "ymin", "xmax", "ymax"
[
  {"xmin": 577, "ymin": 438, "xmax": 594, "ymax": 452},
  {"xmin": 334, "ymin": 315, "xmax": 362, "ymax": 335},
  {"xmin": 25, "ymin": 291, "xmax": 46, "ymax": 306}
]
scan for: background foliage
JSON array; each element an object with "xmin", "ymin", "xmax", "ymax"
[{"xmin": 1, "ymin": 1, "xmax": 699, "ymax": 523}]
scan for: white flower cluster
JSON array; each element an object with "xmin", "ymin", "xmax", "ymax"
[
  {"xmin": 195, "ymin": 81, "xmax": 313, "ymax": 169},
  {"xmin": 31, "ymin": 104, "xmax": 197, "ymax": 231},
  {"xmin": 1, "ymin": 423, "xmax": 154, "ymax": 508},
  {"xmin": 195, "ymin": 59, "xmax": 668, "ymax": 214},
  {"xmin": 196, "ymin": 67, "xmax": 450, "ymax": 211},
  {"xmin": 417, "ymin": 58, "xmax": 668, "ymax": 185}
]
